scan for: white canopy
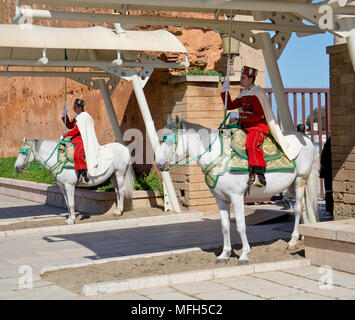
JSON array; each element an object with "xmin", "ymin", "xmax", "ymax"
[{"xmin": 0, "ymin": 24, "xmax": 187, "ymax": 62}]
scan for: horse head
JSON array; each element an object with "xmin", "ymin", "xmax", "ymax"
[
  {"xmin": 156, "ymin": 114, "xmax": 184, "ymax": 172},
  {"xmin": 14, "ymin": 138, "xmax": 35, "ymax": 173}
]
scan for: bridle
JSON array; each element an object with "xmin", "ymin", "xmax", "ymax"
[
  {"xmin": 17, "ymin": 140, "xmax": 61, "ymax": 173},
  {"xmin": 161, "ymin": 123, "xmax": 188, "ymax": 167},
  {"xmin": 18, "ymin": 140, "xmax": 33, "ymax": 170},
  {"xmin": 161, "ymin": 121, "xmax": 220, "ymax": 168}
]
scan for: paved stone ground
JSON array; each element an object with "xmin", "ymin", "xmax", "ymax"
[
  {"xmin": 1, "ymin": 265, "xmax": 354, "ymax": 300},
  {"xmin": 0, "ymin": 194, "xmax": 352, "ymax": 300},
  {"xmin": 0, "ymin": 194, "xmax": 67, "ymax": 225}
]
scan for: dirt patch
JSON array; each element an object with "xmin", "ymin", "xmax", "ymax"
[
  {"xmin": 42, "ymin": 239, "xmax": 305, "ymax": 294},
  {"xmin": 0, "ymin": 207, "xmax": 185, "ymax": 231}
]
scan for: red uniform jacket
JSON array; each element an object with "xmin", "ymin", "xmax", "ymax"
[
  {"xmin": 62, "ymin": 115, "xmax": 82, "ymax": 144},
  {"xmin": 221, "ymin": 91, "xmax": 269, "ymax": 135}
]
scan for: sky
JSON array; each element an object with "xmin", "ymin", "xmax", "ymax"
[{"xmin": 265, "ymin": 32, "xmax": 334, "ymax": 88}]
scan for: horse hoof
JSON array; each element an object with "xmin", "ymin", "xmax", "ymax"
[
  {"xmin": 288, "ymin": 243, "xmax": 297, "ymax": 250},
  {"xmin": 216, "ymin": 259, "xmax": 227, "ymax": 265},
  {"xmin": 114, "ymin": 211, "xmax": 123, "ymax": 216},
  {"xmin": 238, "ymin": 260, "xmax": 249, "ymax": 265},
  {"xmin": 65, "ymin": 219, "xmax": 75, "ymax": 225}
]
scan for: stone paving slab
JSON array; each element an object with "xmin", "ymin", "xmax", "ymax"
[
  {"xmin": 282, "ymin": 266, "xmax": 355, "ymax": 289},
  {"xmin": 0, "ymin": 194, "xmax": 67, "ymax": 225},
  {"xmin": 252, "ymin": 270, "xmax": 355, "ymax": 299},
  {"xmin": 218, "ymin": 276, "xmax": 303, "ymax": 299}
]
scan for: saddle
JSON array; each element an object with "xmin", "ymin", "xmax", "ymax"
[
  {"xmin": 49, "ymin": 140, "xmax": 75, "ymax": 180},
  {"xmin": 202, "ymin": 118, "xmax": 295, "ymax": 189}
]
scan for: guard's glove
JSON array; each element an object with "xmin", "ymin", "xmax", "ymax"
[{"xmin": 222, "ymin": 79, "xmax": 230, "ymax": 92}]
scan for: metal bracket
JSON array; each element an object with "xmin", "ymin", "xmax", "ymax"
[
  {"xmin": 67, "ymin": 73, "xmax": 120, "ymax": 94},
  {"xmin": 263, "ymin": 12, "xmax": 299, "ymax": 59},
  {"xmin": 214, "ymin": 24, "xmax": 262, "ymax": 50}
]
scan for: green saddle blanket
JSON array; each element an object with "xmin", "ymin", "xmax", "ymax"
[
  {"xmin": 202, "ymin": 126, "xmax": 295, "ymax": 189},
  {"xmin": 49, "ymin": 140, "xmax": 75, "ymax": 179}
]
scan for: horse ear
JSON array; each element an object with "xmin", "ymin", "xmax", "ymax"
[
  {"xmin": 23, "ymin": 138, "xmax": 27, "ymax": 143},
  {"xmin": 175, "ymin": 115, "xmax": 180, "ymax": 126},
  {"xmin": 167, "ymin": 114, "xmax": 173, "ymax": 127}
]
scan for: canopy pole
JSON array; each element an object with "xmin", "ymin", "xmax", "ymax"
[
  {"xmin": 88, "ymin": 50, "xmax": 123, "ymax": 143},
  {"xmin": 131, "ymin": 74, "xmax": 181, "ymax": 213},
  {"xmin": 260, "ymin": 32, "xmax": 294, "ymax": 132},
  {"xmin": 97, "ymin": 79, "xmax": 123, "ymax": 143},
  {"xmin": 347, "ymin": 28, "xmax": 355, "ymax": 72}
]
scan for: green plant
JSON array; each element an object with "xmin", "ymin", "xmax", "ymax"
[
  {"xmin": 0, "ymin": 157, "xmax": 55, "ymax": 185},
  {"xmin": 0, "ymin": 158, "xmax": 164, "ymax": 194},
  {"xmin": 134, "ymin": 172, "xmax": 164, "ymax": 195},
  {"xmin": 183, "ymin": 68, "xmax": 223, "ymax": 77}
]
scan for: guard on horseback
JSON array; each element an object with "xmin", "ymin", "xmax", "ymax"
[
  {"xmin": 61, "ymin": 98, "xmax": 89, "ymax": 182},
  {"xmin": 221, "ymin": 66, "xmax": 268, "ymax": 188}
]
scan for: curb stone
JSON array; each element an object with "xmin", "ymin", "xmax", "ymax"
[
  {"xmin": 0, "ymin": 211, "xmax": 204, "ymax": 238},
  {"xmin": 80, "ymin": 259, "xmax": 311, "ymax": 296}
]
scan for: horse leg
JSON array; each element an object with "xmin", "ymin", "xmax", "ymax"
[
  {"xmin": 58, "ymin": 183, "xmax": 70, "ymax": 214},
  {"xmin": 215, "ymin": 198, "xmax": 232, "ymax": 264},
  {"xmin": 288, "ymin": 177, "xmax": 306, "ymax": 249},
  {"xmin": 111, "ymin": 173, "xmax": 125, "ymax": 216},
  {"xmin": 231, "ymin": 194, "xmax": 250, "ymax": 264},
  {"xmin": 64, "ymin": 183, "xmax": 76, "ymax": 225}
]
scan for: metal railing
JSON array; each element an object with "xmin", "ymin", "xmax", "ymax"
[{"xmin": 264, "ymin": 88, "xmax": 331, "ymax": 198}]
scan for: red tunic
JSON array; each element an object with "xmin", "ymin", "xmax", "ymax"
[
  {"xmin": 221, "ymin": 91, "xmax": 268, "ymax": 167},
  {"xmin": 61, "ymin": 115, "xmax": 87, "ymax": 170},
  {"xmin": 221, "ymin": 91, "xmax": 269, "ymax": 134}
]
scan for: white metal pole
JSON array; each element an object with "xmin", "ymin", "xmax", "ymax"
[
  {"xmin": 88, "ymin": 49, "xmax": 123, "ymax": 143},
  {"xmin": 260, "ymin": 32, "xmax": 294, "ymax": 132},
  {"xmin": 346, "ymin": 28, "xmax": 355, "ymax": 72},
  {"xmin": 97, "ymin": 79, "xmax": 123, "ymax": 143},
  {"xmin": 131, "ymin": 74, "xmax": 181, "ymax": 213}
]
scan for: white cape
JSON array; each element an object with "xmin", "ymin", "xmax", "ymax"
[
  {"xmin": 238, "ymin": 85, "xmax": 302, "ymax": 160},
  {"xmin": 75, "ymin": 112, "xmax": 113, "ymax": 177}
]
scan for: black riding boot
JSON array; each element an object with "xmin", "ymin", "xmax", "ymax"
[
  {"xmin": 255, "ymin": 166, "xmax": 267, "ymax": 187},
  {"xmin": 247, "ymin": 166, "xmax": 256, "ymax": 186},
  {"xmin": 80, "ymin": 169, "xmax": 89, "ymax": 182}
]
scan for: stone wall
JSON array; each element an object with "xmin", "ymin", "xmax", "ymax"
[{"xmin": 327, "ymin": 44, "xmax": 355, "ymax": 219}]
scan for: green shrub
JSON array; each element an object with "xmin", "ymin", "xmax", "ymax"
[
  {"xmin": 0, "ymin": 157, "xmax": 55, "ymax": 185},
  {"xmin": 182, "ymin": 68, "xmax": 223, "ymax": 77},
  {"xmin": 0, "ymin": 157, "xmax": 163, "ymax": 194},
  {"xmin": 134, "ymin": 172, "xmax": 164, "ymax": 195}
]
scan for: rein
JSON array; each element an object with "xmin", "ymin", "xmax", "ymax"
[{"xmin": 18, "ymin": 140, "xmax": 62, "ymax": 173}]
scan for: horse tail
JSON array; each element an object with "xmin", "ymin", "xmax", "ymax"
[{"xmin": 305, "ymin": 151, "xmax": 320, "ymax": 223}]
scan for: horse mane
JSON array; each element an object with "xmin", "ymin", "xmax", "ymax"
[{"xmin": 32, "ymin": 139, "xmax": 58, "ymax": 154}]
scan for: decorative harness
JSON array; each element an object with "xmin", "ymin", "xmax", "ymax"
[
  {"xmin": 18, "ymin": 140, "xmax": 61, "ymax": 173},
  {"xmin": 161, "ymin": 115, "xmax": 231, "ymax": 168}
]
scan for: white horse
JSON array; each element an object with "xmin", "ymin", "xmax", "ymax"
[
  {"xmin": 14, "ymin": 138, "xmax": 134, "ymax": 225},
  {"xmin": 156, "ymin": 115, "xmax": 319, "ymax": 265}
]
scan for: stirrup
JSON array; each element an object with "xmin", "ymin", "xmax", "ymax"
[
  {"xmin": 78, "ymin": 175, "xmax": 89, "ymax": 186},
  {"xmin": 254, "ymin": 174, "xmax": 266, "ymax": 188},
  {"xmin": 247, "ymin": 172, "xmax": 265, "ymax": 188}
]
